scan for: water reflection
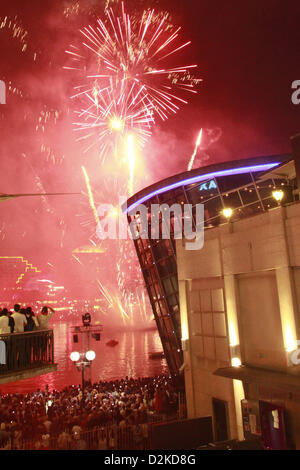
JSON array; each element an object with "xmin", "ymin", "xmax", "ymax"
[{"xmin": 0, "ymin": 322, "xmax": 168, "ymax": 394}]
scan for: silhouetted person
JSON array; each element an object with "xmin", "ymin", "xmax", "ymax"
[
  {"xmin": 37, "ymin": 306, "xmax": 55, "ymax": 330},
  {"xmin": 37, "ymin": 306, "xmax": 55, "ymax": 363},
  {"xmin": 24, "ymin": 307, "xmax": 38, "ymax": 366},
  {"xmin": 13, "ymin": 304, "xmax": 20, "ymax": 314},
  {"xmin": 7, "ymin": 310, "xmax": 15, "ymax": 334},
  {"xmin": 12, "ymin": 306, "xmax": 27, "ymax": 333},
  {"xmin": 12, "ymin": 308, "xmax": 28, "ymax": 368},
  {"xmin": 0, "ymin": 309, "xmax": 10, "ymax": 334},
  {"xmin": 24, "ymin": 307, "xmax": 37, "ymax": 332}
]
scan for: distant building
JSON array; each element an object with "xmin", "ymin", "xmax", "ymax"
[
  {"xmin": 0, "ymin": 256, "xmax": 41, "ymax": 301},
  {"xmin": 124, "ymin": 134, "xmax": 300, "ymax": 449}
]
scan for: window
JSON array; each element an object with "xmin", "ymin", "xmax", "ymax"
[
  {"xmin": 170, "ymin": 275, "xmax": 178, "ymax": 292},
  {"xmin": 165, "ymin": 257, "xmax": 177, "ymax": 274},
  {"xmin": 203, "ymin": 196, "xmax": 223, "ymax": 220},
  {"xmin": 167, "ymin": 294, "xmax": 179, "ymax": 309},
  {"xmin": 161, "ymin": 239, "xmax": 173, "ymax": 257},
  {"xmin": 157, "ymin": 260, "xmax": 169, "ymax": 277},
  {"xmin": 222, "ymin": 191, "xmax": 242, "ymax": 209},
  {"xmin": 154, "ymin": 301, "xmax": 162, "ymax": 317},
  {"xmin": 256, "ymin": 180, "xmax": 275, "ymax": 199},
  {"xmin": 162, "ymin": 278, "xmax": 173, "ymax": 296},
  {"xmin": 261, "ymin": 197, "xmax": 279, "ymax": 211},
  {"xmin": 240, "ymin": 186, "xmax": 259, "ymax": 205},
  {"xmin": 237, "ymin": 202, "xmax": 263, "ymax": 219},
  {"xmin": 217, "ymin": 173, "xmax": 252, "ymax": 193},
  {"xmin": 152, "ymin": 242, "xmax": 164, "ymax": 260},
  {"xmin": 136, "ymin": 238, "xmax": 143, "ymax": 253},
  {"xmin": 186, "ymin": 179, "xmax": 219, "ymax": 205}
]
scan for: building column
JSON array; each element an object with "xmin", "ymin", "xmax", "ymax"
[
  {"xmin": 275, "ymin": 206, "xmax": 298, "ymax": 358},
  {"xmin": 178, "ymin": 279, "xmax": 197, "ymax": 418},
  {"xmin": 276, "ymin": 266, "xmax": 298, "ymax": 356},
  {"xmin": 224, "ymin": 274, "xmax": 245, "ymax": 440}
]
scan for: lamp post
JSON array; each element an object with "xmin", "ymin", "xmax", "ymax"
[
  {"xmin": 222, "ymin": 207, "xmax": 233, "ymax": 233},
  {"xmin": 70, "ymin": 313, "xmax": 102, "ymax": 396},
  {"xmin": 70, "ymin": 350, "xmax": 96, "ymax": 396},
  {"xmin": 272, "ymin": 189, "xmax": 284, "ymax": 206},
  {"xmin": 222, "ymin": 207, "xmax": 233, "ymax": 220}
]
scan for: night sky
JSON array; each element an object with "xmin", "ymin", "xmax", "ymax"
[
  {"xmin": 0, "ymin": 0, "xmax": 299, "ymax": 294},
  {"xmin": 153, "ymin": 0, "xmax": 300, "ymax": 168},
  {"xmin": 2, "ymin": 0, "xmax": 300, "ymax": 156}
]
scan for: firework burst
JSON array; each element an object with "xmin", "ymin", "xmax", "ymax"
[
  {"xmin": 65, "ymin": 3, "xmax": 201, "ymax": 158},
  {"xmin": 71, "ymin": 78, "xmax": 154, "ymax": 157}
]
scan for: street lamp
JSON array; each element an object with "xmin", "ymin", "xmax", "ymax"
[
  {"xmin": 85, "ymin": 350, "xmax": 96, "ymax": 361},
  {"xmin": 70, "ymin": 350, "xmax": 96, "ymax": 396},
  {"xmin": 222, "ymin": 208, "xmax": 233, "ymax": 220},
  {"xmin": 272, "ymin": 189, "xmax": 284, "ymax": 206},
  {"xmin": 70, "ymin": 314, "xmax": 102, "ymax": 397},
  {"xmin": 70, "ymin": 351, "xmax": 80, "ymax": 362}
]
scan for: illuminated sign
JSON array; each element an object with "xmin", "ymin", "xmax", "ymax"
[
  {"xmin": 199, "ymin": 180, "xmax": 217, "ymax": 191},
  {"xmin": 123, "ymin": 162, "xmax": 281, "ymax": 213}
]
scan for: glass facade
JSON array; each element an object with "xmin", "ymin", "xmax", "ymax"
[{"xmin": 126, "ymin": 156, "xmax": 296, "ymax": 377}]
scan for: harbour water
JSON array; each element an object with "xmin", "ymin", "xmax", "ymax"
[{"xmin": 0, "ymin": 322, "xmax": 168, "ymax": 394}]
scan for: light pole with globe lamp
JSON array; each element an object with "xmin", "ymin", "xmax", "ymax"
[
  {"xmin": 70, "ymin": 313, "xmax": 102, "ymax": 397},
  {"xmin": 70, "ymin": 350, "xmax": 96, "ymax": 396},
  {"xmin": 272, "ymin": 189, "xmax": 284, "ymax": 206}
]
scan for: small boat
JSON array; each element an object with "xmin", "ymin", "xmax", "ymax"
[
  {"xmin": 149, "ymin": 351, "xmax": 164, "ymax": 359},
  {"xmin": 106, "ymin": 339, "xmax": 119, "ymax": 347}
]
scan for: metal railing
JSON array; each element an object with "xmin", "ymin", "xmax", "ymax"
[
  {"xmin": 0, "ymin": 329, "xmax": 54, "ymax": 374},
  {"xmin": 14, "ymin": 414, "xmax": 182, "ymax": 450}
]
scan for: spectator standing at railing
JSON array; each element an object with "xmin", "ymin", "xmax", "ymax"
[
  {"xmin": 132, "ymin": 423, "xmax": 144, "ymax": 450},
  {"xmin": 36, "ymin": 306, "xmax": 55, "ymax": 362},
  {"xmin": 97, "ymin": 428, "xmax": 108, "ymax": 450},
  {"xmin": 7, "ymin": 310, "xmax": 15, "ymax": 333},
  {"xmin": 40, "ymin": 434, "xmax": 51, "ymax": 450},
  {"xmin": 71, "ymin": 430, "xmax": 86, "ymax": 450},
  {"xmin": 12, "ymin": 429, "xmax": 22, "ymax": 450},
  {"xmin": 11, "ymin": 306, "xmax": 27, "ymax": 333},
  {"xmin": 24, "ymin": 307, "xmax": 38, "ymax": 332},
  {"xmin": 57, "ymin": 431, "xmax": 71, "ymax": 450},
  {"xmin": 0, "ymin": 309, "xmax": 10, "ymax": 334},
  {"xmin": 13, "ymin": 304, "xmax": 20, "ymax": 315},
  {"xmin": 37, "ymin": 306, "xmax": 55, "ymax": 330}
]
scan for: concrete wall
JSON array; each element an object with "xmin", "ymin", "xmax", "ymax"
[{"xmin": 177, "ymin": 202, "xmax": 300, "ymax": 444}]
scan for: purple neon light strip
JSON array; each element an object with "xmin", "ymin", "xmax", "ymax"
[{"xmin": 124, "ymin": 162, "xmax": 280, "ymax": 213}]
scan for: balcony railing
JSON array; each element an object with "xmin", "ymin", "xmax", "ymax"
[{"xmin": 0, "ymin": 329, "xmax": 54, "ymax": 374}]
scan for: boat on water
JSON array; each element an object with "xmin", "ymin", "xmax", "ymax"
[
  {"xmin": 106, "ymin": 339, "xmax": 119, "ymax": 347},
  {"xmin": 149, "ymin": 351, "xmax": 164, "ymax": 359}
]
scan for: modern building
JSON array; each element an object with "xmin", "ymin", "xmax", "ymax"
[{"xmin": 124, "ymin": 133, "xmax": 300, "ymax": 449}]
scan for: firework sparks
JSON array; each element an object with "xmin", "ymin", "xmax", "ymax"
[
  {"xmin": 127, "ymin": 134, "xmax": 135, "ymax": 196},
  {"xmin": 71, "ymin": 79, "xmax": 154, "ymax": 158},
  {"xmin": 115, "ymin": 295, "xmax": 130, "ymax": 324},
  {"xmin": 187, "ymin": 128, "xmax": 203, "ymax": 171},
  {"xmin": 65, "ymin": 3, "xmax": 201, "ymax": 157},
  {"xmin": 81, "ymin": 165, "xmax": 100, "ymax": 227},
  {"xmin": 0, "ymin": 2, "xmax": 199, "ymax": 329},
  {"xmin": 0, "ymin": 15, "xmax": 29, "ymax": 53}
]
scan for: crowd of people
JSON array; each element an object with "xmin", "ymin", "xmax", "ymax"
[
  {"xmin": 0, "ymin": 307, "xmax": 184, "ymax": 449},
  {"xmin": 0, "ymin": 375, "xmax": 181, "ymax": 450},
  {"xmin": 0, "ymin": 304, "xmax": 55, "ymax": 334}
]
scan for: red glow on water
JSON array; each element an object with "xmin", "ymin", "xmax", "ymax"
[{"xmin": 0, "ymin": 322, "xmax": 167, "ymax": 394}]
